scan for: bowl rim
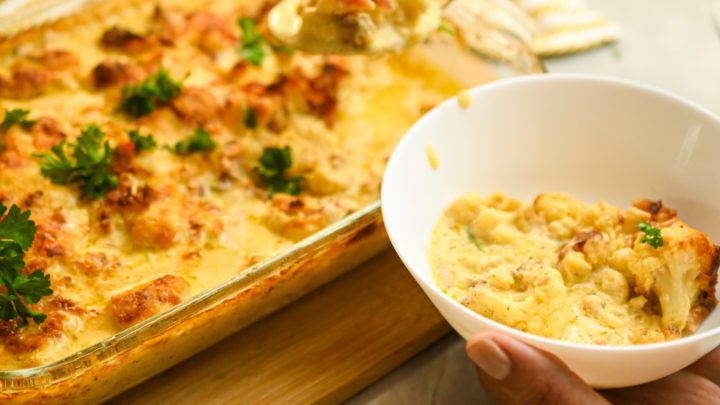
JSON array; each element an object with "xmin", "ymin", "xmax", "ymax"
[{"xmin": 381, "ymin": 72, "xmax": 720, "ymax": 352}]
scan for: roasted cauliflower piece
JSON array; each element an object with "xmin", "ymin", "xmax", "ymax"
[{"xmin": 622, "ymin": 219, "xmax": 719, "ymax": 332}]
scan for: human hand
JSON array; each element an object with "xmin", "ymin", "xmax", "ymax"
[{"xmin": 466, "ymin": 332, "xmax": 720, "ymax": 404}]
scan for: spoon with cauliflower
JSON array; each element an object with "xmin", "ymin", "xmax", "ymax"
[{"xmin": 267, "ymin": 0, "xmax": 447, "ymax": 54}]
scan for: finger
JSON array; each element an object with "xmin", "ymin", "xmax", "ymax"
[
  {"xmin": 684, "ymin": 344, "xmax": 720, "ymax": 386},
  {"xmin": 602, "ymin": 370, "xmax": 720, "ymax": 405},
  {"xmin": 466, "ymin": 332, "xmax": 609, "ymax": 405}
]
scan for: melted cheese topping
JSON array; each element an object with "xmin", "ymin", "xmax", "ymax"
[
  {"xmin": 429, "ymin": 192, "xmax": 718, "ymax": 345},
  {"xmin": 0, "ymin": 0, "xmax": 485, "ymax": 369}
]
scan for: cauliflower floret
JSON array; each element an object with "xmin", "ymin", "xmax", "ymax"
[
  {"xmin": 626, "ymin": 219, "xmax": 719, "ymax": 331},
  {"xmin": 461, "ymin": 259, "xmax": 572, "ymax": 339}
]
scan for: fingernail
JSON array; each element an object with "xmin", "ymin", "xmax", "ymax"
[{"xmin": 467, "ymin": 337, "xmax": 511, "ymax": 380}]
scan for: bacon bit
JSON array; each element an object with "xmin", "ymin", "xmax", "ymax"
[
  {"xmin": 75, "ymin": 252, "xmax": 119, "ymax": 277},
  {"xmin": 0, "ymin": 149, "xmax": 24, "ymax": 170},
  {"xmin": 39, "ymin": 313, "xmax": 65, "ymax": 339},
  {"xmin": 557, "ymin": 231, "xmax": 599, "ymax": 259},
  {"xmin": 185, "ymin": 11, "xmax": 237, "ymax": 55},
  {"xmin": 182, "ymin": 251, "xmax": 201, "ymax": 260},
  {"xmin": 223, "ymin": 82, "xmax": 286, "ymax": 132},
  {"xmin": 633, "ymin": 199, "xmax": 677, "ymax": 222},
  {"xmin": 285, "ymin": 61, "xmax": 349, "ymax": 127},
  {"xmin": 170, "ymin": 87, "xmax": 220, "ymax": 126},
  {"xmin": 101, "ymin": 27, "xmax": 156, "ymax": 54},
  {"xmin": 266, "ymin": 196, "xmax": 330, "ymax": 240},
  {"xmin": 32, "ymin": 221, "xmax": 66, "ymax": 258},
  {"xmin": 111, "ymin": 142, "xmax": 137, "ymax": 174},
  {"xmin": 32, "ymin": 50, "xmax": 78, "ymax": 70},
  {"xmin": 31, "ymin": 117, "xmax": 65, "ymax": 150},
  {"xmin": 23, "ymin": 258, "xmax": 49, "ymax": 276},
  {"xmin": 151, "ymin": 6, "xmax": 185, "ymax": 45},
  {"xmin": 109, "ymin": 275, "xmax": 190, "ymax": 325},
  {"xmin": 0, "ymin": 313, "xmax": 65, "ymax": 355},
  {"xmin": 0, "ymin": 63, "xmax": 52, "ymax": 99},
  {"xmin": 21, "ymin": 191, "xmax": 43, "ymax": 209},
  {"xmin": 2, "ymin": 332, "xmax": 42, "ymax": 355},
  {"xmin": 98, "ymin": 204, "xmax": 112, "ymax": 233},
  {"xmin": 373, "ymin": 0, "xmax": 394, "ymax": 9},
  {"xmin": 226, "ymin": 61, "xmax": 249, "ymax": 82},
  {"xmin": 103, "ymin": 174, "xmax": 155, "ymax": 211},
  {"xmin": 51, "ymin": 211, "xmax": 66, "ymax": 224},
  {"xmin": 91, "ymin": 61, "xmax": 143, "ymax": 89}
]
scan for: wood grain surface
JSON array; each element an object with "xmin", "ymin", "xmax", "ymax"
[{"xmin": 108, "ymin": 249, "xmax": 451, "ymax": 404}]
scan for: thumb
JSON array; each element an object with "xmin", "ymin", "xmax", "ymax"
[{"xmin": 466, "ymin": 332, "xmax": 609, "ymax": 405}]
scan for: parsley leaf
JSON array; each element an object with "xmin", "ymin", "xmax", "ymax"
[
  {"xmin": 128, "ymin": 130, "xmax": 157, "ymax": 152},
  {"xmin": 254, "ymin": 146, "xmax": 303, "ymax": 197},
  {"xmin": 37, "ymin": 124, "xmax": 119, "ymax": 199},
  {"xmin": 238, "ymin": 17, "xmax": 266, "ymax": 66},
  {"xmin": 0, "ymin": 203, "xmax": 52, "ymax": 325},
  {"xmin": 465, "ymin": 225, "xmax": 483, "ymax": 251},
  {"xmin": 173, "ymin": 128, "xmax": 217, "ymax": 155},
  {"xmin": 637, "ymin": 221, "xmax": 664, "ymax": 248},
  {"xmin": 244, "ymin": 108, "xmax": 257, "ymax": 129},
  {"xmin": 119, "ymin": 69, "xmax": 182, "ymax": 118},
  {"xmin": 1, "ymin": 109, "xmax": 35, "ymax": 149},
  {"xmin": 1, "ymin": 109, "xmax": 35, "ymax": 133},
  {"xmin": 439, "ymin": 22, "xmax": 455, "ymax": 36}
]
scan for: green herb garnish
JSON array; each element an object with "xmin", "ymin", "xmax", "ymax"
[
  {"xmin": 273, "ymin": 44, "xmax": 294, "ymax": 55},
  {"xmin": 238, "ymin": 17, "xmax": 266, "ymax": 66},
  {"xmin": 128, "ymin": 130, "xmax": 157, "ymax": 152},
  {"xmin": 244, "ymin": 108, "xmax": 257, "ymax": 129},
  {"xmin": 637, "ymin": 221, "xmax": 663, "ymax": 248},
  {"xmin": 1, "ymin": 109, "xmax": 35, "ymax": 133},
  {"xmin": 0, "ymin": 203, "xmax": 52, "ymax": 325},
  {"xmin": 465, "ymin": 225, "xmax": 482, "ymax": 251},
  {"xmin": 173, "ymin": 128, "xmax": 216, "ymax": 155},
  {"xmin": 439, "ymin": 22, "xmax": 455, "ymax": 37},
  {"xmin": 254, "ymin": 146, "xmax": 303, "ymax": 197},
  {"xmin": 37, "ymin": 124, "xmax": 118, "ymax": 199},
  {"xmin": 119, "ymin": 69, "xmax": 182, "ymax": 118}
]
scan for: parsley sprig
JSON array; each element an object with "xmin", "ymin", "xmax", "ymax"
[
  {"xmin": 173, "ymin": 128, "xmax": 216, "ymax": 155},
  {"xmin": 37, "ymin": 124, "xmax": 119, "ymax": 199},
  {"xmin": 254, "ymin": 146, "xmax": 303, "ymax": 197},
  {"xmin": 637, "ymin": 221, "xmax": 664, "ymax": 248},
  {"xmin": 0, "ymin": 203, "xmax": 52, "ymax": 325},
  {"xmin": 238, "ymin": 17, "xmax": 266, "ymax": 66},
  {"xmin": 119, "ymin": 69, "xmax": 183, "ymax": 118},
  {"xmin": 244, "ymin": 108, "xmax": 257, "ymax": 129},
  {"xmin": 465, "ymin": 225, "xmax": 483, "ymax": 251},
  {"xmin": 128, "ymin": 130, "xmax": 157, "ymax": 152},
  {"xmin": 1, "ymin": 109, "xmax": 35, "ymax": 133},
  {"xmin": 1, "ymin": 109, "xmax": 35, "ymax": 149},
  {"xmin": 439, "ymin": 22, "xmax": 455, "ymax": 36}
]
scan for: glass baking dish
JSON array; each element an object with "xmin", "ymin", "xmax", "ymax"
[{"xmin": 0, "ymin": 0, "xmax": 541, "ymax": 402}]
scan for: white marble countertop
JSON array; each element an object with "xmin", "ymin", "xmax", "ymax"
[{"xmin": 346, "ymin": 1, "xmax": 720, "ymax": 403}]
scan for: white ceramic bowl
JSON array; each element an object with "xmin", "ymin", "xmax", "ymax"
[{"xmin": 381, "ymin": 73, "xmax": 720, "ymax": 388}]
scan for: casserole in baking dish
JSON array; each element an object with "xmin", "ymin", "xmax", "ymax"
[{"xmin": 0, "ymin": 0, "xmax": 531, "ymax": 402}]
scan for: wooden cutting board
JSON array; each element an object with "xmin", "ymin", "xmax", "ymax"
[{"xmin": 108, "ymin": 249, "xmax": 452, "ymax": 404}]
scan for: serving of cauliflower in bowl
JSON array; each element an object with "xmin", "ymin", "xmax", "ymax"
[{"xmin": 381, "ymin": 74, "xmax": 720, "ymax": 387}]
